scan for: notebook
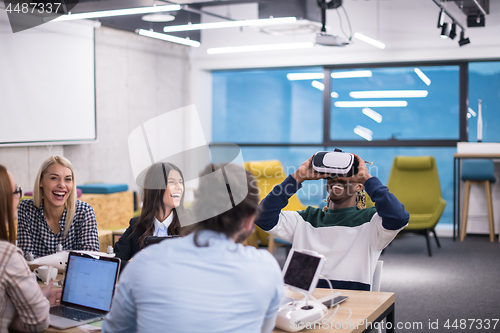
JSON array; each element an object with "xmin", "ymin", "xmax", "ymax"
[{"xmin": 49, "ymin": 251, "xmax": 121, "ymax": 329}]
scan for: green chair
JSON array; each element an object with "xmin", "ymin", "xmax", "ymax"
[{"xmin": 386, "ymin": 156, "xmax": 446, "ymax": 256}]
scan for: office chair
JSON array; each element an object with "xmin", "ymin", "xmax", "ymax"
[
  {"xmin": 387, "ymin": 156, "xmax": 446, "ymax": 256},
  {"xmin": 244, "ymin": 160, "xmax": 307, "ymax": 254},
  {"xmin": 371, "ymin": 260, "xmax": 384, "ymax": 333}
]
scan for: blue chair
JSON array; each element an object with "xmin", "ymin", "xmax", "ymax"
[{"xmin": 460, "ymin": 159, "xmax": 496, "ymax": 242}]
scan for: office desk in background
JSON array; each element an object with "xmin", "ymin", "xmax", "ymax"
[
  {"xmin": 453, "ymin": 152, "xmax": 500, "ymax": 240},
  {"xmin": 40, "ymin": 288, "xmax": 395, "ymax": 333}
]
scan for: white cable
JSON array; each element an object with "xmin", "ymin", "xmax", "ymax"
[
  {"xmin": 319, "ymin": 275, "xmax": 335, "ymax": 308},
  {"xmin": 318, "ymin": 275, "xmax": 352, "ymax": 324}
]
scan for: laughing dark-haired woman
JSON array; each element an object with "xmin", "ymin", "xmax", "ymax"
[{"xmin": 114, "ymin": 162, "xmax": 187, "ymax": 265}]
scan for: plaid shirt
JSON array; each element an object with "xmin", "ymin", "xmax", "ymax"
[
  {"xmin": 0, "ymin": 241, "xmax": 50, "ymax": 333},
  {"xmin": 17, "ymin": 199, "xmax": 99, "ymax": 258}
]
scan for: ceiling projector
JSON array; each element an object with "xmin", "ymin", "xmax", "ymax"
[{"xmin": 315, "ymin": 32, "xmax": 349, "ymax": 46}]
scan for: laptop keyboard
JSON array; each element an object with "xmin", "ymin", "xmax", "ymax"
[{"xmin": 50, "ymin": 305, "xmax": 101, "ymax": 321}]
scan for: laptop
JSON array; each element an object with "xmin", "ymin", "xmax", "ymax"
[
  {"xmin": 49, "ymin": 251, "xmax": 121, "ymax": 329},
  {"xmin": 144, "ymin": 235, "xmax": 180, "ymax": 247}
]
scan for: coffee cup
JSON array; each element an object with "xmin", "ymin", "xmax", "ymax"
[{"xmin": 34, "ymin": 265, "xmax": 58, "ymax": 284}]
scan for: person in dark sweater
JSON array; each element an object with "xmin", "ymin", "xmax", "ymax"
[
  {"xmin": 254, "ymin": 153, "xmax": 410, "ymax": 291},
  {"xmin": 114, "ymin": 162, "xmax": 187, "ymax": 268}
]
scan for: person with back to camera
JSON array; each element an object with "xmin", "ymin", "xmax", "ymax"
[
  {"xmin": 255, "ymin": 151, "xmax": 410, "ymax": 291},
  {"xmin": 113, "ymin": 162, "xmax": 187, "ymax": 267},
  {"xmin": 102, "ymin": 163, "xmax": 284, "ymax": 333},
  {"xmin": 17, "ymin": 155, "xmax": 99, "ymax": 258},
  {"xmin": 0, "ymin": 164, "xmax": 62, "ymax": 333}
]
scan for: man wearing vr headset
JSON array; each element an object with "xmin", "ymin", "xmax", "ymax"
[{"xmin": 254, "ymin": 152, "xmax": 409, "ymax": 291}]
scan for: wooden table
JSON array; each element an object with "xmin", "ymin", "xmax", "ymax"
[
  {"xmin": 40, "ymin": 287, "xmax": 394, "ymax": 333},
  {"xmin": 453, "ymin": 153, "xmax": 500, "ymax": 240},
  {"xmin": 272, "ymin": 288, "xmax": 395, "ymax": 333}
]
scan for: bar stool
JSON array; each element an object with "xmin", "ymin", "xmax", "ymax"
[{"xmin": 460, "ymin": 159, "xmax": 496, "ymax": 242}]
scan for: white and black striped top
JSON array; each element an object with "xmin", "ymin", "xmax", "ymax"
[{"xmin": 17, "ymin": 199, "xmax": 99, "ymax": 258}]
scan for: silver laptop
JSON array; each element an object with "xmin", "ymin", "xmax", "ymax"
[{"xmin": 49, "ymin": 251, "xmax": 121, "ymax": 329}]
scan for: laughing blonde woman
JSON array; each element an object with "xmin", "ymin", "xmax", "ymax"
[{"xmin": 17, "ymin": 155, "xmax": 99, "ymax": 258}]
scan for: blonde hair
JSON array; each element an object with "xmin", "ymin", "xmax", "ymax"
[{"xmin": 33, "ymin": 156, "xmax": 76, "ymax": 238}]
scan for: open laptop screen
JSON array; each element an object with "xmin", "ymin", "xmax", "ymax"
[{"xmin": 62, "ymin": 254, "xmax": 119, "ymax": 312}]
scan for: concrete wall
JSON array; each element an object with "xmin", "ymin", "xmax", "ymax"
[{"xmin": 0, "ymin": 26, "xmax": 191, "ymax": 193}]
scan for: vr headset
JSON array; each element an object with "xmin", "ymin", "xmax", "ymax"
[{"xmin": 312, "ymin": 149, "xmax": 359, "ymax": 177}]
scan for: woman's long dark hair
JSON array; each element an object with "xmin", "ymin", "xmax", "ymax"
[{"xmin": 133, "ymin": 162, "xmax": 186, "ymax": 248}]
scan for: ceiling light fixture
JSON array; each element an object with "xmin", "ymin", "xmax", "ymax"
[
  {"xmin": 311, "ymin": 80, "xmax": 325, "ymax": 91},
  {"xmin": 47, "ymin": 4, "xmax": 181, "ymax": 21},
  {"xmin": 207, "ymin": 42, "xmax": 314, "ymax": 54},
  {"xmin": 286, "ymin": 73, "xmax": 325, "ymax": 81},
  {"xmin": 350, "ymin": 90, "xmax": 428, "ymax": 98},
  {"xmin": 142, "ymin": 13, "xmax": 176, "ymax": 22},
  {"xmin": 362, "ymin": 108, "xmax": 383, "ymax": 123},
  {"xmin": 354, "ymin": 125, "xmax": 373, "ymax": 141},
  {"xmin": 468, "ymin": 108, "xmax": 477, "ymax": 117},
  {"xmin": 331, "ymin": 92, "xmax": 339, "ymax": 98},
  {"xmin": 136, "ymin": 29, "xmax": 200, "ymax": 47},
  {"xmin": 432, "ymin": 0, "xmax": 470, "ymax": 46},
  {"xmin": 164, "ymin": 17, "xmax": 296, "ymax": 32},
  {"xmin": 449, "ymin": 22, "xmax": 457, "ymax": 39},
  {"xmin": 331, "ymin": 70, "xmax": 372, "ymax": 79},
  {"xmin": 334, "ymin": 101, "xmax": 408, "ymax": 108},
  {"xmin": 459, "ymin": 30, "xmax": 471, "ymax": 46},
  {"xmin": 353, "ymin": 32, "xmax": 385, "ymax": 49},
  {"xmin": 437, "ymin": 7, "xmax": 445, "ymax": 28},
  {"xmin": 440, "ymin": 22, "xmax": 450, "ymax": 39},
  {"xmin": 414, "ymin": 68, "xmax": 431, "ymax": 86}
]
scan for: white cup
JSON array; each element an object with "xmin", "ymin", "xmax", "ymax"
[{"xmin": 34, "ymin": 265, "xmax": 58, "ymax": 285}]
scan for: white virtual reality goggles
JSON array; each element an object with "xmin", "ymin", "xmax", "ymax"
[{"xmin": 312, "ymin": 150, "xmax": 359, "ymax": 177}]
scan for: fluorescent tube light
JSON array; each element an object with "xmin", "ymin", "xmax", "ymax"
[
  {"xmin": 137, "ymin": 29, "xmax": 200, "ymax": 47},
  {"xmin": 287, "ymin": 73, "xmax": 325, "ymax": 81},
  {"xmin": 414, "ymin": 68, "xmax": 431, "ymax": 86},
  {"xmin": 468, "ymin": 108, "xmax": 477, "ymax": 117},
  {"xmin": 331, "ymin": 70, "xmax": 372, "ymax": 79},
  {"xmin": 362, "ymin": 108, "xmax": 383, "ymax": 123},
  {"xmin": 350, "ymin": 90, "xmax": 428, "ymax": 98},
  {"xmin": 331, "ymin": 92, "xmax": 339, "ymax": 98},
  {"xmin": 353, "ymin": 32, "xmax": 385, "ymax": 49},
  {"xmin": 47, "ymin": 5, "xmax": 181, "ymax": 22},
  {"xmin": 207, "ymin": 42, "xmax": 314, "ymax": 54},
  {"xmin": 164, "ymin": 17, "xmax": 296, "ymax": 32},
  {"xmin": 311, "ymin": 80, "xmax": 324, "ymax": 91},
  {"xmin": 334, "ymin": 101, "xmax": 408, "ymax": 108},
  {"xmin": 354, "ymin": 125, "xmax": 373, "ymax": 141}
]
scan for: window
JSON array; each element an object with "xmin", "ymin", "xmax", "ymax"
[
  {"xmin": 468, "ymin": 61, "xmax": 500, "ymax": 142},
  {"xmin": 212, "ymin": 67, "xmax": 323, "ymax": 144},
  {"xmin": 329, "ymin": 66, "xmax": 460, "ymax": 142}
]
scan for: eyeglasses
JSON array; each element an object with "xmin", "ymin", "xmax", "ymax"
[{"xmin": 13, "ymin": 185, "xmax": 22, "ymax": 198}]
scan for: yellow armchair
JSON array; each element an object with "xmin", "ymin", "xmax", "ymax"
[
  {"xmin": 386, "ymin": 156, "xmax": 446, "ymax": 256},
  {"xmin": 244, "ymin": 160, "xmax": 307, "ymax": 253}
]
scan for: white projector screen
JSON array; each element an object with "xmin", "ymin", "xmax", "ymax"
[{"xmin": 0, "ymin": 11, "xmax": 96, "ymax": 146}]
